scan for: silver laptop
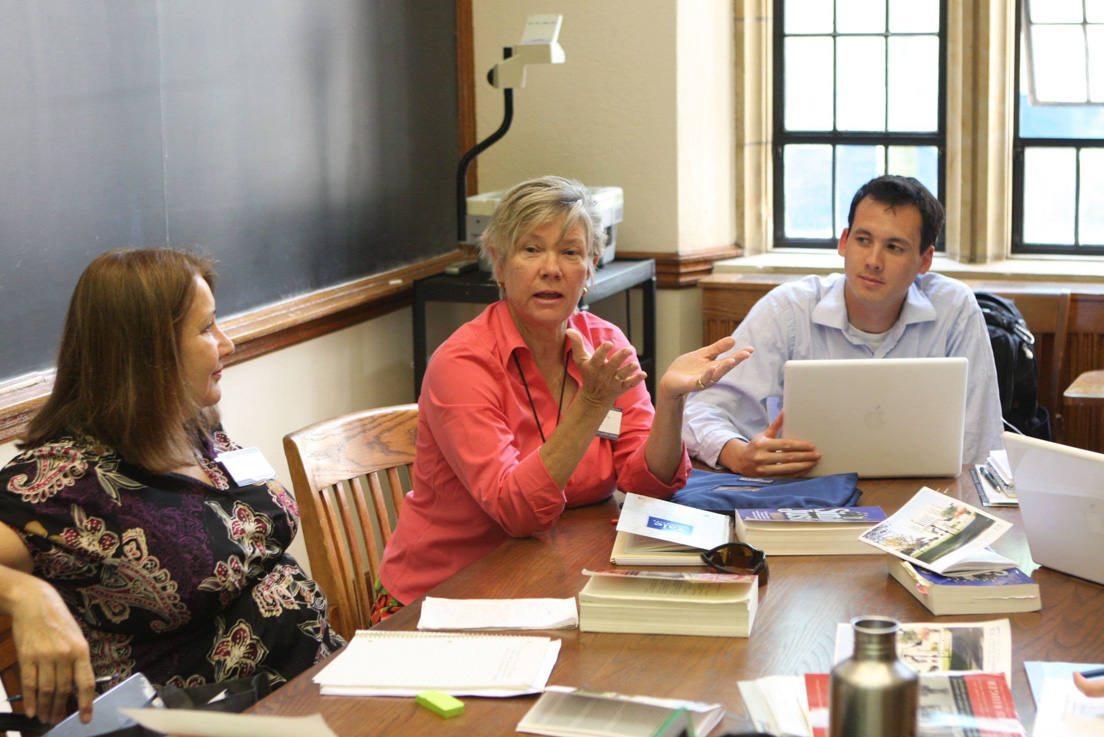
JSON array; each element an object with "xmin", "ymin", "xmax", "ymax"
[
  {"xmin": 782, "ymin": 357, "xmax": 967, "ymax": 478},
  {"xmin": 1003, "ymin": 432, "xmax": 1104, "ymax": 585}
]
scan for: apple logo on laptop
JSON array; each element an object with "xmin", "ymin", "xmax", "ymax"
[
  {"xmin": 1085, "ymin": 504, "xmax": 1104, "ymax": 534},
  {"xmin": 864, "ymin": 405, "xmax": 885, "ymax": 430}
]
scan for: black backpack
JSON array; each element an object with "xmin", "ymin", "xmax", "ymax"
[{"xmin": 974, "ymin": 292, "xmax": 1050, "ymax": 440}]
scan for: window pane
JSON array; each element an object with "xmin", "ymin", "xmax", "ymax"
[
  {"xmin": 785, "ymin": 0, "xmax": 833, "ymax": 34},
  {"xmin": 1080, "ymin": 149, "xmax": 1104, "ymax": 245},
  {"xmin": 837, "ymin": 0, "xmax": 886, "ymax": 34},
  {"xmin": 889, "ymin": 0, "xmax": 938, "ymax": 33},
  {"xmin": 837, "ymin": 37, "xmax": 886, "ymax": 131},
  {"xmin": 888, "ymin": 36, "xmax": 939, "ymax": 132},
  {"xmin": 836, "ymin": 146, "xmax": 884, "ymax": 234},
  {"xmin": 1088, "ymin": 0, "xmax": 1104, "ymax": 23},
  {"xmin": 784, "ymin": 145, "xmax": 834, "ymax": 239},
  {"xmin": 887, "ymin": 146, "xmax": 939, "ymax": 196},
  {"xmin": 1030, "ymin": 26, "xmax": 1088, "ymax": 102},
  {"xmin": 785, "ymin": 37, "xmax": 835, "ymax": 130},
  {"xmin": 1028, "ymin": 0, "xmax": 1083, "ymax": 24},
  {"xmin": 1089, "ymin": 26, "xmax": 1104, "ymax": 102},
  {"xmin": 1023, "ymin": 148, "xmax": 1077, "ymax": 245}
]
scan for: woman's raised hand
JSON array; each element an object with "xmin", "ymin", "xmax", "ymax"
[
  {"xmin": 659, "ymin": 336, "xmax": 753, "ymax": 401},
  {"xmin": 567, "ymin": 329, "xmax": 646, "ymax": 407}
]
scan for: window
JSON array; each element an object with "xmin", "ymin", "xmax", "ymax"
[
  {"xmin": 772, "ymin": 0, "xmax": 946, "ymax": 249},
  {"xmin": 1014, "ymin": 0, "xmax": 1104, "ymax": 254}
]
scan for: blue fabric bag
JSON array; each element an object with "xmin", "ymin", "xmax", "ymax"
[{"xmin": 669, "ymin": 468, "xmax": 861, "ymax": 515}]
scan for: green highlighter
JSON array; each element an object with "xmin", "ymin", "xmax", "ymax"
[
  {"xmin": 651, "ymin": 707, "xmax": 696, "ymax": 737},
  {"xmin": 415, "ymin": 690, "xmax": 465, "ymax": 719}
]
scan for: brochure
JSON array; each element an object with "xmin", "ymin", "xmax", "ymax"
[{"xmin": 833, "ymin": 619, "xmax": 1013, "ymax": 681}]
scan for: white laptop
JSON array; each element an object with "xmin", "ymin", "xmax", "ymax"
[
  {"xmin": 782, "ymin": 357, "xmax": 967, "ymax": 478},
  {"xmin": 1003, "ymin": 432, "xmax": 1104, "ymax": 585}
]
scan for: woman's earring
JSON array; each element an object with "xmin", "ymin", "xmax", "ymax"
[{"xmin": 582, "ymin": 286, "xmax": 589, "ymax": 296}]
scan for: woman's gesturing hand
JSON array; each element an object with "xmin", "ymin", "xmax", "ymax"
[
  {"xmin": 658, "ymin": 336, "xmax": 753, "ymax": 401},
  {"xmin": 567, "ymin": 329, "xmax": 646, "ymax": 407}
]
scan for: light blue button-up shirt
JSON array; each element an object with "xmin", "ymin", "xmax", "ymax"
[{"xmin": 683, "ymin": 272, "xmax": 1004, "ymax": 467}]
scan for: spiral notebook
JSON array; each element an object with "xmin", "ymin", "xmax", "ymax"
[{"xmin": 312, "ymin": 630, "xmax": 561, "ymax": 697}]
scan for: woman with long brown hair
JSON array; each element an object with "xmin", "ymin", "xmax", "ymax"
[{"xmin": 0, "ymin": 248, "xmax": 343, "ymax": 724}]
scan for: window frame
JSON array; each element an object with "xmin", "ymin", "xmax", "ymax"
[
  {"xmin": 771, "ymin": 0, "xmax": 949, "ymax": 251},
  {"xmin": 1012, "ymin": 0, "xmax": 1104, "ymax": 256}
]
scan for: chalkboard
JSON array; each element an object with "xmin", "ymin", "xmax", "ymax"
[{"xmin": 0, "ymin": 0, "xmax": 459, "ymax": 379}]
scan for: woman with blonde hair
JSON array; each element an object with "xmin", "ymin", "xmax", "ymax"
[
  {"xmin": 0, "ymin": 248, "xmax": 343, "ymax": 724},
  {"xmin": 374, "ymin": 176, "xmax": 752, "ymax": 619}
]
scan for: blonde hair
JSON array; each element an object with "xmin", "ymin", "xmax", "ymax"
[
  {"xmin": 479, "ymin": 176, "xmax": 606, "ymax": 281},
  {"xmin": 21, "ymin": 248, "xmax": 220, "ymax": 472}
]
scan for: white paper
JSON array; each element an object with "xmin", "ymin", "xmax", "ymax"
[
  {"xmin": 1025, "ymin": 662, "xmax": 1104, "ymax": 705},
  {"xmin": 417, "ymin": 597, "xmax": 578, "ymax": 630},
  {"xmin": 313, "ymin": 631, "xmax": 561, "ymax": 697},
  {"xmin": 216, "ymin": 447, "xmax": 277, "ymax": 485},
  {"xmin": 1033, "ymin": 678, "xmax": 1104, "ymax": 736},
  {"xmin": 121, "ymin": 709, "xmax": 338, "ymax": 737},
  {"xmin": 616, "ymin": 493, "xmax": 731, "ymax": 551}
]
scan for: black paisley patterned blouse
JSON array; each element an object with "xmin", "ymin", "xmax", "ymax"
[{"xmin": 0, "ymin": 430, "xmax": 344, "ymax": 691}]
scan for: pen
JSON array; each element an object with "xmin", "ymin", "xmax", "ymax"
[
  {"xmin": 3, "ymin": 674, "xmax": 116, "ymax": 702},
  {"xmin": 1080, "ymin": 667, "xmax": 1104, "ymax": 679},
  {"xmin": 983, "ymin": 460, "xmax": 1015, "ymax": 493},
  {"xmin": 978, "ymin": 465, "xmax": 1004, "ymax": 494}
]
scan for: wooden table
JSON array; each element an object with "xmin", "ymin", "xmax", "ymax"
[{"xmin": 248, "ymin": 471, "xmax": 1104, "ymax": 735}]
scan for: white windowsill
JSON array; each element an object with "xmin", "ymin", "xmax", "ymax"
[{"xmin": 713, "ymin": 251, "xmax": 1104, "ymax": 285}]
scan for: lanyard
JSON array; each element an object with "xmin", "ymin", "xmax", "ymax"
[{"xmin": 513, "ymin": 351, "xmax": 569, "ymax": 444}]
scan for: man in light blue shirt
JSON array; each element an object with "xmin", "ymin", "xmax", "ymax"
[{"xmin": 683, "ymin": 175, "xmax": 1003, "ymax": 476}]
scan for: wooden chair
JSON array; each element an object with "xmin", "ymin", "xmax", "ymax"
[
  {"xmin": 283, "ymin": 405, "xmax": 417, "ymax": 641},
  {"xmin": 995, "ymin": 290, "xmax": 1071, "ymax": 440},
  {"xmin": 0, "ymin": 616, "xmax": 19, "ymax": 704}
]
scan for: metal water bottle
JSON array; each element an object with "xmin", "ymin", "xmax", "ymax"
[{"xmin": 829, "ymin": 616, "xmax": 918, "ymax": 737}]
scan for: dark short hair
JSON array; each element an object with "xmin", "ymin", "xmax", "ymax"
[
  {"xmin": 20, "ymin": 248, "xmax": 220, "ymax": 471},
  {"xmin": 846, "ymin": 175, "xmax": 945, "ymax": 251}
]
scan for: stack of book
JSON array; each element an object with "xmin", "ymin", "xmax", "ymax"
[
  {"xmin": 859, "ymin": 487, "xmax": 1042, "ymax": 615},
  {"xmin": 734, "ymin": 506, "xmax": 886, "ymax": 555},
  {"xmin": 577, "ymin": 569, "xmax": 758, "ymax": 637},
  {"xmin": 611, "ymin": 493, "xmax": 885, "ymax": 563},
  {"xmin": 887, "ymin": 557, "xmax": 1041, "ymax": 615}
]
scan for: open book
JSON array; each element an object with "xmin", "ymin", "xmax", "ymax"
[
  {"xmin": 611, "ymin": 493, "xmax": 732, "ymax": 565},
  {"xmin": 858, "ymin": 487, "xmax": 1016, "ymax": 575},
  {"xmin": 833, "ymin": 619, "xmax": 1013, "ymax": 680},
  {"xmin": 312, "ymin": 631, "xmax": 561, "ymax": 697},
  {"xmin": 517, "ymin": 686, "xmax": 725, "ymax": 737}
]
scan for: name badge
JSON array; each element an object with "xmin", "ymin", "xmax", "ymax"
[
  {"xmin": 596, "ymin": 407, "xmax": 623, "ymax": 440},
  {"xmin": 216, "ymin": 447, "xmax": 278, "ymax": 486}
]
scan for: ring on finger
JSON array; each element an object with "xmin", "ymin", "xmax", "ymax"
[{"xmin": 696, "ymin": 378, "xmax": 706, "ymax": 390}]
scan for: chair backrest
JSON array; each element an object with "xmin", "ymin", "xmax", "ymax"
[
  {"xmin": 283, "ymin": 404, "xmax": 418, "ymax": 640},
  {"xmin": 0, "ymin": 615, "xmax": 22, "ymax": 711},
  {"xmin": 1001, "ymin": 290, "xmax": 1071, "ymax": 439}
]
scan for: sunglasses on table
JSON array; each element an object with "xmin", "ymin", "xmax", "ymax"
[{"xmin": 700, "ymin": 542, "xmax": 769, "ymax": 587}]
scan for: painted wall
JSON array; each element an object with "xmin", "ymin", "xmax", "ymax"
[{"xmin": 472, "ymin": 0, "xmax": 734, "ymax": 364}]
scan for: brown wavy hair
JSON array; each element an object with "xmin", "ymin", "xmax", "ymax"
[{"xmin": 20, "ymin": 248, "xmax": 221, "ymax": 472}]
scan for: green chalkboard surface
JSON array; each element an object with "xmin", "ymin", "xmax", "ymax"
[{"xmin": 0, "ymin": 1, "xmax": 458, "ymax": 379}]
